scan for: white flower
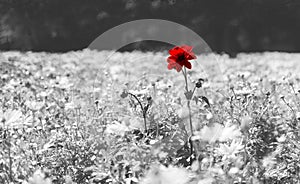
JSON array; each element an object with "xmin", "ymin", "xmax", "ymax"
[
  {"xmin": 28, "ymin": 170, "xmax": 52, "ymax": 184},
  {"xmin": 276, "ymin": 135, "xmax": 286, "ymax": 143},
  {"xmin": 192, "ymin": 123, "xmax": 222, "ymax": 143},
  {"xmin": 197, "ymin": 178, "xmax": 215, "ymax": 184},
  {"xmin": 193, "ymin": 122, "xmax": 242, "ymax": 143},
  {"xmin": 64, "ymin": 175, "xmax": 74, "ymax": 184},
  {"xmin": 141, "ymin": 164, "xmax": 190, "ymax": 184},
  {"xmin": 206, "ymin": 112, "xmax": 213, "ymax": 120},
  {"xmin": 105, "ymin": 121, "xmax": 130, "ymax": 136},
  {"xmin": 296, "ymin": 112, "xmax": 300, "ymax": 119},
  {"xmin": 207, "ymin": 166, "xmax": 225, "ymax": 175},
  {"xmin": 240, "ymin": 115, "xmax": 251, "ymax": 132},
  {"xmin": 191, "ymin": 161, "xmax": 199, "ymax": 171},
  {"xmin": 128, "ymin": 89, "xmax": 149, "ymax": 96},
  {"xmin": 216, "ymin": 140, "xmax": 244, "ymax": 160},
  {"xmin": 54, "ymin": 76, "xmax": 72, "ymax": 89},
  {"xmin": 235, "ymin": 89, "xmax": 253, "ymax": 96},
  {"xmin": 25, "ymin": 100, "xmax": 44, "ymax": 111},
  {"xmin": 228, "ymin": 167, "xmax": 240, "ymax": 175},
  {"xmin": 65, "ymin": 101, "xmax": 76, "ymax": 110},
  {"xmin": 0, "ymin": 109, "xmax": 27, "ymax": 128},
  {"xmin": 125, "ymin": 177, "xmax": 139, "ymax": 184},
  {"xmin": 219, "ymin": 122, "xmax": 242, "ymax": 142},
  {"xmin": 262, "ymin": 155, "xmax": 276, "ymax": 168},
  {"xmin": 123, "ymin": 116, "xmax": 144, "ymax": 130},
  {"xmin": 155, "ymin": 79, "xmax": 173, "ymax": 90}
]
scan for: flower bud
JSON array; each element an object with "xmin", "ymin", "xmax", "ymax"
[
  {"xmin": 195, "ymin": 78, "xmax": 204, "ymax": 88},
  {"xmin": 195, "ymin": 82, "xmax": 202, "ymax": 88},
  {"xmin": 120, "ymin": 90, "xmax": 128, "ymax": 98},
  {"xmin": 147, "ymin": 96, "xmax": 152, "ymax": 101}
]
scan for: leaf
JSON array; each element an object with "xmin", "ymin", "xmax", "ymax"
[
  {"xmin": 193, "ymin": 96, "xmax": 199, "ymax": 105},
  {"xmin": 199, "ymin": 96, "xmax": 210, "ymax": 107},
  {"xmin": 184, "ymin": 90, "xmax": 193, "ymax": 100}
]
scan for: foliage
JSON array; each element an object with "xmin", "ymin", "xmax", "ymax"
[{"xmin": 0, "ymin": 50, "xmax": 299, "ymax": 184}]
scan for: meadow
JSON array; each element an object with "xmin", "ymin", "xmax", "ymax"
[{"xmin": 0, "ymin": 49, "xmax": 299, "ymax": 184}]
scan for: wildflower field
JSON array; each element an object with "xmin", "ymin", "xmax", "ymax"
[{"xmin": 0, "ymin": 49, "xmax": 300, "ymax": 184}]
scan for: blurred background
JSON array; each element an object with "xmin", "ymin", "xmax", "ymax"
[{"xmin": 1, "ymin": 0, "xmax": 300, "ymax": 56}]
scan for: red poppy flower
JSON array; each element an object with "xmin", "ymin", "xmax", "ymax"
[{"xmin": 167, "ymin": 45, "xmax": 197, "ymax": 72}]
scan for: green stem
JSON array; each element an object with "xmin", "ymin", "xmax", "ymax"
[
  {"xmin": 182, "ymin": 68, "xmax": 189, "ymax": 92},
  {"xmin": 183, "ymin": 68, "xmax": 193, "ymax": 133},
  {"xmin": 182, "ymin": 67, "xmax": 194, "ymax": 163},
  {"xmin": 187, "ymin": 100, "xmax": 193, "ymax": 134},
  {"xmin": 128, "ymin": 93, "xmax": 147, "ymax": 132},
  {"xmin": 143, "ymin": 112, "xmax": 147, "ymax": 134}
]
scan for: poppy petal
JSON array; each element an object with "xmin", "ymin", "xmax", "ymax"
[
  {"xmin": 184, "ymin": 61, "xmax": 192, "ymax": 69},
  {"xmin": 186, "ymin": 52, "xmax": 197, "ymax": 60},
  {"xmin": 168, "ymin": 60, "xmax": 183, "ymax": 72},
  {"xmin": 169, "ymin": 46, "xmax": 182, "ymax": 56},
  {"xmin": 181, "ymin": 45, "xmax": 193, "ymax": 52},
  {"xmin": 167, "ymin": 56, "xmax": 177, "ymax": 63},
  {"xmin": 175, "ymin": 64, "xmax": 183, "ymax": 72},
  {"xmin": 167, "ymin": 61, "xmax": 177, "ymax": 70}
]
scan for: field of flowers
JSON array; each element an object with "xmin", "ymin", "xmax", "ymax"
[{"xmin": 0, "ymin": 49, "xmax": 300, "ymax": 184}]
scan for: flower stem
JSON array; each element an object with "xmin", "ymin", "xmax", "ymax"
[
  {"xmin": 182, "ymin": 68, "xmax": 189, "ymax": 92},
  {"xmin": 187, "ymin": 100, "xmax": 193, "ymax": 134},
  {"xmin": 182, "ymin": 67, "xmax": 194, "ymax": 163},
  {"xmin": 183, "ymin": 68, "xmax": 193, "ymax": 133},
  {"xmin": 128, "ymin": 92, "xmax": 147, "ymax": 132}
]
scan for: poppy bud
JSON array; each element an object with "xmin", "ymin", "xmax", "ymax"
[
  {"xmin": 147, "ymin": 96, "xmax": 152, "ymax": 101},
  {"xmin": 195, "ymin": 78, "xmax": 204, "ymax": 88},
  {"xmin": 120, "ymin": 90, "xmax": 128, "ymax": 98},
  {"xmin": 195, "ymin": 82, "xmax": 202, "ymax": 88}
]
